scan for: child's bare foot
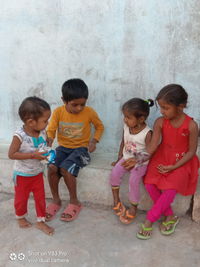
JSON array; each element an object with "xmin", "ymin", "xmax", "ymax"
[
  {"xmin": 18, "ymin": 218, "xmax": 32, "ymax": 228},
  {"xmin": 36, "ymin": 222, "xmax": 54, "ymax": 236}
]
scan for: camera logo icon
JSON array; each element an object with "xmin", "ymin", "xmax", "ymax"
[
  {"xmin": 9, "ymin": 252, "xmax": 25, "ymax": 261},
  {"xmin": 18, "ymin": 253, "xmax": 25, "ymax": 261},
  {"xmin": 9, "ymin": 253, "xmax": 17, "ymax": 261}
]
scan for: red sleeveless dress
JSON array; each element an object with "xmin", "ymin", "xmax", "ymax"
[{"xmin": 144, "ymin": 115, "xmax": 199, "ymax": 196}]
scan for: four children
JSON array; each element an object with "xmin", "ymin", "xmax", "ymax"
[{"xmin": 8, "ymin": 81, "xmax": 199, "ymax": 239}]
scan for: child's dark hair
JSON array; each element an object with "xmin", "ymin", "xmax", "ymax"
[
  {"xmin": 18, "ymin": 96, "xmax": 50, "ymax": 122},
  {"xmin": 156, "ymin": 84, "xmax": 188, "ymax": 106},
  {"xmin": 62, "ymin": 78, "xmax": 89, "ymax": 102},
  {"xmin": 122, "ymin": 98, "xmax": 154, "ymax": 119}
]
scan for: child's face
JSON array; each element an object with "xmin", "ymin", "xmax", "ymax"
[
  {"xmin": 65, "ymin": 98, "xmax": 87, "ymax": 114},
  {"xmin": 123, "ymin": 110, "xmax": 139, "ymax": 128},
  {"xmin": 158, "ymin": 99, "xmax": 181, "ymax": 119},
  {"xmin": 32, "ymin": 110, "xmax": 51, "ymax": 131}
]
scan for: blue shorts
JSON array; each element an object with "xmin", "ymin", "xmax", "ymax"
[{"xmin": 53, "ymin": 146, "xmax": 91, "ymax": 177}]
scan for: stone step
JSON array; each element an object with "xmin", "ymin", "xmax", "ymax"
[{"xmin": 1, "ymin": 142, "xmax": 199, "ymax": 217}]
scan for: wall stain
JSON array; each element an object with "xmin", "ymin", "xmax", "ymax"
[
  {"xmin": 28, "ymin": 82, "xmax": 45, "ymax": 98},
  {"xmin": 86, "ymin": 68, "xmax": 94, "ymax": 76}
]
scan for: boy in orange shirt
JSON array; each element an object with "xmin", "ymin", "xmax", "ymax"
[{"xmin": 46, "ymin": 79, "xmax": 104, "ymax": 222}]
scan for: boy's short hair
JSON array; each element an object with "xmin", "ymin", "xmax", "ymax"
[
  {"xmin": 18, "ymin": 96, "xmax": 50, "ymax": 122},
  {"xmin": 62, "ymin": 79, "xmax": 89, "ymax": 102}
]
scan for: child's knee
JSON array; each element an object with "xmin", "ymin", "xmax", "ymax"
[
  {"xmin": 110, "ymin": 172, "xmax": 121, "ymax": 186},
  {"xmin": 111, "ymin": 165, "xmax": 121, "ymax": 178},
  {"xmin": 48, "ymin": 164, "xmax": 58, "ymax": 174},
  {"xmin": 129, "ymin": 177, "xmax": 140, "ymax": 187},
  {"xmin": 60, "ymin": 167, "xmax": 71, "ymax": 177}
]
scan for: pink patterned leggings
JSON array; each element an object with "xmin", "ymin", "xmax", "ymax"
[
  {"xmin": 110, "ymin": 158, "xmax": 147, "ymax": 204},
  {"xmin": 145, "ymin": 184, "xmax": 177, "ymax": 222}
]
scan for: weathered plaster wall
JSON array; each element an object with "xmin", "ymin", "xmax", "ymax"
[{"xmin": 0, "ymin": 0, "xmax": 200, "ymax": 153}]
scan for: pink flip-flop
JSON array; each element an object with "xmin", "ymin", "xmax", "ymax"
[
  {"xmin": 45, "ymin": 203, "xmax": 61, "ymax": 221},
  {"xmin": 60, "ymin": 204, "xmax": 82, "ymax": 222}
]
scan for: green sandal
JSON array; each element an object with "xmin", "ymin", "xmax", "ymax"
[
  {"xmin": 136, "ymin": 224, "xmax": 153, "ymax": 240},
  {"xmin": 160, "ymin": 217, "xmax": 179, "ymax": 236}
]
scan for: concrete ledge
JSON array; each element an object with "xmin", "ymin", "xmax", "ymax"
[
  {"xmin": 192, "ymin": 176, "xmax": 200, "ymax": 223},
  {"xmin": 192, "ymin": 139, "xmax": 200, "ymax": 223},
  {"xmin": 1, "ymin": 141, "xmax": 199, "ymax": 216}
]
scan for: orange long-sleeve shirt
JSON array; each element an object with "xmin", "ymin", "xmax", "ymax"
[{"xmin": 47, "ymin": 105, "xmax": 104, "ymax": 148}]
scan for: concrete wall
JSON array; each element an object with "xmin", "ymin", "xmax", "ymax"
[{"xmin": 0, "ymin": 0, "xmax": 200, "ymax": 153}]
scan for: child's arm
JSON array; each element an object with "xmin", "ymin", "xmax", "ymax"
[
  {"xmin": 8, "ymin": 136, "xmax": 47, "ymax": 160},
  {"xmin": 88, "ymin": 138, "xmax": 98, "ymax": 153},
  {"xmin": 145, "ymin": 130, "xmax": 153, "ymax": 147},
  {"xmin": 158, "ymin": 120, "xmax": 199, "ymax": 173},
  {"xmin": 111, "ymin": 135, "xmax": 124, "ymax": 166},
  {"xmin": 146, "ymin": 117, "xmax": 163, "ymax": 155},
  {"xmin": 46, "ymin": 109, "xmax": 59, "ymax": 147},
  {"xmin": 88, "ymin": 109, "xmax": 104, "ymax": 152},
  {"xmin": 46, "ymin": 137, "xmax": 54, "ymax": 147}
]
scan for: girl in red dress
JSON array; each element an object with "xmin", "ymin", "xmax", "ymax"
[{"xmin": 137, "ymin": 84, "xmax": 199, "ymax": 240}]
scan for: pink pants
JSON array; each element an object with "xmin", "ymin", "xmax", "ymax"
[
  {"xmin": 145, "ymin": 184, "xmax": 177, "ymax": 222},
  {"xmin": 110, "ymin": 158, "xmax": 147, "ymax": 204}
]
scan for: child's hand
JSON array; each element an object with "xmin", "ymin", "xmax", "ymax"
[
  {"xmin": 157, "ymin": 164, "xmax": 174, "ymax": 173},
  {"xmin": 31, "ymin": 150, "xmax": 48, "ymax": 160},
  {"xmin": 47, "ymin": 137, "xmax": 54, "ymax": 147},
  {"xmin": 111, "ymin": 155, "xmax": 123, "ymax": 166},
  {"xmin": 121, "ymin": 158, "xmax": 136, "ymax": 170},
  {"xmin": 88, "ymin": 139, "xmax": 97, "ymax": 153}
]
